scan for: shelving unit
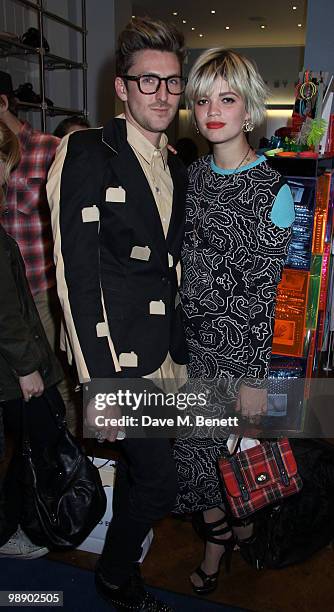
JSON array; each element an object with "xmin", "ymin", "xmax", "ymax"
[
  {"xmin": 0, "ymin": 0, "xmax": 87, "ymax": 131},
  {"xmin": 267, "ymin": 156, "xmax": 334, "ymax": 433},
  {"xmin": 16, "ymin": 100, "xmax": 84, "ymax": 116}
]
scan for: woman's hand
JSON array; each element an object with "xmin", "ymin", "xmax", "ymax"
[
  {"xmin": 167, "ymin": 143, "xmax": 177, "ymax": 155},
  {"xmin": 19, "ymin": 371, "xmax": 44, "ymax": 401}
]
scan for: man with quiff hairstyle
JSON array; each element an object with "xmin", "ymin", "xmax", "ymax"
[{"xmin": 48, "ymin": 16, "xmax": 188, "ymax": 611}]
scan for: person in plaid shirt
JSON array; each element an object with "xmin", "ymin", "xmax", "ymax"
[
  {"xmin": 0, "ymin": 71, "xmax": 58, "ymax": 294},
  {"xmin": 0, "ymin": 70, "xmax": 78, "ymax": 435}
]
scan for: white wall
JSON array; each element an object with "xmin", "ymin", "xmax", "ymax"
[
  {"xmin": 304, "ymin": 0, "xmax": 334, "ymax": 74},
  {"xmin": 86, "ymin": 0, "xmax": 132, "ymax": 125},
  {"xmin": 114, "ymin": 0, "xmax": 132, "ymax": 116},
  {"xmin": 86, "ymin": 0, "xmax": 116, "ymax": 126}
]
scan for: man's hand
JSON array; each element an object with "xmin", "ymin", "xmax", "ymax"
[
  {"xmin": 235, "ymin": 383, "xmax": 267, "ymax": 420},
  {"xmin": 85, "ymin": 397, "xmax": 123, "ymax": 443},
  {"xmin": 19, "ymin": 371, "xmax": 44, "ymax": 402}
]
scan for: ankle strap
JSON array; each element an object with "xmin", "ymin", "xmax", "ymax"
[{"xmin": 201, "ymin": 516, "xmax": 233, "ymax": 544}]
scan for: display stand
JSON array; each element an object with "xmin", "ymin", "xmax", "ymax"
[{"xmin": 267, "ymin": 156, "xmax": 334, "ymax": 432}]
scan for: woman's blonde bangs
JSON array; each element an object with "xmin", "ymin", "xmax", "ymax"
[{"xmin": 186, "ymin": 47, "xmax": 269, "ymax": 127}]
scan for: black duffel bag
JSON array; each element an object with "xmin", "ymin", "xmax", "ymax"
[
  {"xmin": 19, "ymin": 392, "xmax": 107, "ymax": 550},
  {"xmin": 240, "ymin": 438, "xmax": 334, "ymax": 569}
]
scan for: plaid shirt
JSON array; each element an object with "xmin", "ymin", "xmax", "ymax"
[{"xmin": 2, "ymin": 122, "xmax": 59, "ymax": 295}]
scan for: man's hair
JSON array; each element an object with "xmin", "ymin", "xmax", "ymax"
[
  {"xmin": 0, "ymin": 71, "xmax": 18, "ymax": 116},
  {"xmin": 186, "ymin": 47, "xmax": 269, "ymax": 127},
  {"xmin": 116, "ymin": 16, "xmax": 186, "ymax": 76},
  {"xmin": 53, "ymin": 115, "xmax": 91, "ymax": 138},
  {"xmin": 0, "ymin": 119, "xmax": 20, "ymax": 208},
  {"xmin": 0, "ymin": 93, "xmax": 18, "ymax": 117}
]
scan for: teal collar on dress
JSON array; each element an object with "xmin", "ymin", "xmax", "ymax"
[{"xmin": 210, "ymin": 154, "xmax": 266, "ymax": 175}]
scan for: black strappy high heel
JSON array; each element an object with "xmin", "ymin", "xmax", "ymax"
[{"xmin": 191, "ymin": 511, "xmax": 235, "ymax": 595}]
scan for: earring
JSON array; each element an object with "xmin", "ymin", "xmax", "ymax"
[
  {"xmin": 195, "ymin": 124, "xmax": 200, "ymax": 135},
  {"xmin": 243, "ymin": 119, "xmax": 254, "ymax": 133}
]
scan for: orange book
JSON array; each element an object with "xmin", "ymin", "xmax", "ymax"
[
  {"xmin": 312, "ymin": 173, "xmax": 331, "ymax": 255},
  {"xmin": 273, "ymin": 270, "xmax": 309, "ymax": 358}
]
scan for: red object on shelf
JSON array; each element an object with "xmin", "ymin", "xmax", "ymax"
[
  {"xmin": 317, "ymin": 310, "xmax": 325, "ymax": 351},
  {"xmin": 312, "ymin": 173, "xmax": 331, "ymax": 255},
  {"xmin": 325, "ymin": 114, "xmax": 334, "ymax": 154},
  {"xmin": 276, "ymin": 151, "xmax": 298, "ymax": 158},
  {"xmin": 274, "ymin": 126, "xmax": 295, "ymax": 138},
  {"xmin": 272, "ymin": 270, "xmax": 309, "ymax": 358},
  {"xmin": 291, "ymin": 111, "xmax": 304, "ymax": 133},
  {"xmin": 319, "ymin": 243, "xmax": 331, "ymax": 310},
  {"xmin": 299, "ymin": 151, "xmax": 319, "ymax": 158},
  {"xmin": 306, "ymin": 330, "xmax": 317, "ymax": 378}
]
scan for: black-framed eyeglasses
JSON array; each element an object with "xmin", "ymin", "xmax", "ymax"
[{"xmin": 120, "ymin": 74, "xmax": 187, "ymax": 95}]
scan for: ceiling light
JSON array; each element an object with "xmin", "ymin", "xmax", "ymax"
[
  {"xmin": 172, "ymin": 12, "xmax": 178, "ymax": 16},
  {"xmin": 298, "ymin": 23, "xmax": 302, "ymax": 27},
  {"xmin": 260, "ymin": 24, "xmax": 266, "ymax": 29},
  {"xmin": 211, "ymin": 9, "xmax": 216, "ymax": 14},
  {"xmin": 182, "ymin": 19, "xmax": 187, "ymax": 24},
  {"xmin": 191, "ymin": 27, "xmax": 196, "ymax": 30},
  {"xmin": 225, "ymin": 26, "xmax": 230, "ymax": 30},
  {"xmin": 292, "ymin": 5, "xmax": 297, "ymax": 9},
  {"xmin": 199, "ymin": 33, "xmax": 204, "ymax": 37}
]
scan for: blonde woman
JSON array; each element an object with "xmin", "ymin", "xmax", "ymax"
[
  {"xmin": 0, "ymin": 120, "xmax": 62, "ymax": 558},
  {"xmin": 0, "ymin": 120, "xmax": 21, "ymax": 464},
  {"xmin": 173, "ymin": 49, "xmax": 295, "ymax": 594}
]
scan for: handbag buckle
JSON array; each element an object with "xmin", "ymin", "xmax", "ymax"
[{"xmin": 255, "ymin": 472, "xmax": 269, "ymax": 484}]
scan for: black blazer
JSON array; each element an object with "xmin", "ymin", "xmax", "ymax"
[{"xmin": 47, "ymin": 118, "xmax": 188, "ymax": 381}]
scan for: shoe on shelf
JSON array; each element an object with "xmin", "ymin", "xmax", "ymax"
[
  {"xmin": 95, "ymin": 569, "xmax": 174, "ymax": 611},
  {"xmin": 0, "ymin": 526, "xmax": 48, "ymax": 560},
  {"xmin": 191, "ymin": 510, "xmax": 235, "ymax": 596}
]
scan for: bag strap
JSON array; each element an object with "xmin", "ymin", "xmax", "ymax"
[
  {"xmin": 230, "ymin": 456, "xmax": 250, "ymax": 502},
  {"xmin": 21, "ymin": 399, "xmax": 32, "ymax": 456},
  {"xmin": 271, "ymin": 441, "xmax": 290, "ymax": 486},
  {"xmin": 42, "ymin": 390, "xmax": 67, "ymax": 431},
  {"xmin": 221, "ymin": 434, "xmax": 241, "ymax": 458},
  {"xmin": 21, "ymin": 390, "xmax": 66, "ymax": 456}
]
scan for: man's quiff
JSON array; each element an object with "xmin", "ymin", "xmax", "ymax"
[{"xmin": 116, "ymin": 16, "xmax": 186, "ymax": 76}]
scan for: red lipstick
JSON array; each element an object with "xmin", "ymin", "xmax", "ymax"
[{"xmin": 206, "ymin": 122, "xmax": 225, "ymax": 129}]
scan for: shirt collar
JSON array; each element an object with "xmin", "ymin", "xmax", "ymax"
[
  {"xmin": 17, "ymin": 121, "xmax": 33, "ymax": 151},
  {"xmin": 117, "ymin": 114, "xmax": 168, "ymax": 168}
]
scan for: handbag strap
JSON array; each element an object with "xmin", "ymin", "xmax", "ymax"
[
  {"xmin": 271, "ymin": 441, "xmax": 290, "ymax": 486},
  {"xmin": 21, "ymin": 399, "xmax": 32, "ymax": 456},
  {"xmin": 230, "ymin": 456, "xmax": 250, "ymax": 502},
  {"xmin": 42, "ymin": 390, "xmax": 67, "ymax": 431},
  {"xmin": 21, "ymin": 390, "xmax": 66, "ymax": 456},
  {"xmin": 221, "ymin": 434, "xmax": 241, "ymax": 458}
]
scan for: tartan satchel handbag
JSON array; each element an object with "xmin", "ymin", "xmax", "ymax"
[{"xmin": 218, "ymin": 438, "xmax": 303, "ymax": 519}]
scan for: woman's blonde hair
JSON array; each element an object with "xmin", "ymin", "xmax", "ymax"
[
  {"xmin": 186, "ymin": 47, "xmax": 269, "ymax": 127},
  {"xmin": 0, "ymin": 119, "xmax": 20, "ymax": 207}
]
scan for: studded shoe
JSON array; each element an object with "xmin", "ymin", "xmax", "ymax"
[{"xmin": 95, "ymin": 570, "xmax": 174, "ymax": 611}]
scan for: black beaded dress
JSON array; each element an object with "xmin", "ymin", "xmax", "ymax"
[{"xmin": 173, "ymin": 154, "xmax": 294, "ymax": 513}]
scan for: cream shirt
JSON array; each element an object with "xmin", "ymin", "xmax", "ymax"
[
  {"xmin": 121, "ymin": 116, "xmax": 187, "ymax": 388},
  {"xmin": 126, "ymin": 119, "xmax": 172, "ymax": 237}
]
